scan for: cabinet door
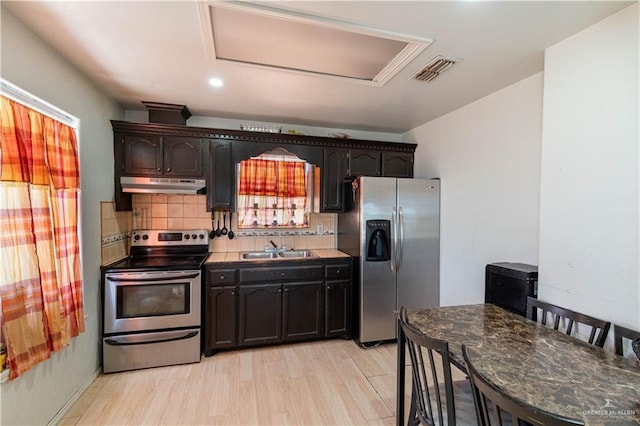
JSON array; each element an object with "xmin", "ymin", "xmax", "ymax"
[
  {"xmin": 123, "ymin": 134, "xmax": 163, "ymax": 176},
  {"xmin": 325, "ymin": 280, "xmax": 351, "ymax": 338},
  {"xmin": 283, "ymin": 281, "xmax": 324, "ymax": 342},
  {"xmin": 208, "ymin": 140, "xmax": 233, "ymax": 211},
  {"xmin": 239, "ymin": 284, "xmax": 282, "ymax": 345},
  {"xmin": 204, "ymin": 286, "xmax": 237, "ymax": 355},
  {"xmin": 381, "ymin": 152, "xmax": 414, "ymax": 178},
  {"xmin": 322, "ymin": 148, "xmax": 346, "ymax": 212},
  {"xmin": 163, "ymin": 136, "xmax": 205, "ymax": 177},
  {"xmin": 347, "ymin": 149, "xmax": 381, "ymax": 177}
]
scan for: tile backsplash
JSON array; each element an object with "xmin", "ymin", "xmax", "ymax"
[
  {"xmin": 131, "ymin": 194, "xmax": 211, "ymax": 230},
  {"xmin": 100, "ymin": 195, "xmax": 336, "ymax": 263},
  {"xmin": 100, "ymin": 202, "xmax": 131, "ymax": 265},
  {"xmin": 128, "ymin": 194, "xmax": 337, "ymax": 253}
]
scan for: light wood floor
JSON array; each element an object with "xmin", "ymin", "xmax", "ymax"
[{"xmin": 59, "ymin": 339, "xmax": 466, "ymax": 425}]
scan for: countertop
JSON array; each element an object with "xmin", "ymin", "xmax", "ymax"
[
  {"xmin": 406, "ymin": 304, "xmax": 640, "ymax": 425},
  {"xmin": 205, "ymin": 249, "xmax": 350, "ymax": 264}
]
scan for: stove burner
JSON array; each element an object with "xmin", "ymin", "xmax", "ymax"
[{"xmin": 104, "ymin": 229, "xmax": 209, "ymax": 272}]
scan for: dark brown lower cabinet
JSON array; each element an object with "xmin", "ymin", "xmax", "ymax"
[
  {"xmin": 239, "ymin": 284, "xmax": 282, "ymax": 346},
  {"xmin": 325, "ymin": 279, "xmax": 351, "ymax": 337},
  {"xmin": 283, "ymin": 281, "xmax": 324, "ymax": 341},
  {"xmin": 204, "ymin": 258, "xmax": 351, "ymax": 356},
  {"xmin": 204, "ymin": 286, "xmax": 237, "ymax": 355}
]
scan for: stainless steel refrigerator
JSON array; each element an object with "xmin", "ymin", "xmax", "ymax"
[{"xmin": 338, "ymin": 176, "xmax": 440, "ymax": 345}]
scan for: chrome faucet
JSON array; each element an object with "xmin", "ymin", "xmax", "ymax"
[{"xmin": 265, "ymin": 240, "xmax": 288, "ymax": 252}]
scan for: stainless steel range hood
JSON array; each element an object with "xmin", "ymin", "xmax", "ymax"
[{"xmin": 121, "ymin": 176, "xmax": 206, "ymax": 194}]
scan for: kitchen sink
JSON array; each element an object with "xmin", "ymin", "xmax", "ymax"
[
  {"xmin": 241, "ymin": 252, "xmax": 278, "ymax": 259},
  {"xmin": 278, "ymin": 250, "xmax": 317, "ymax": 258},
  {"xmin": 240, "ymin": 250, "xmax": 317, "ymax": 260}
]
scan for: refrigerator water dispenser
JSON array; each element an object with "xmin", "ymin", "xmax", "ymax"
[{"xmin": 365, "ymin": 220, "xmax": 390, "ymax": 261}]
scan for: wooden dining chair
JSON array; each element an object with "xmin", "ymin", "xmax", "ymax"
[
  {"xmin": 613, "ymin": 324, "xmax": 640, "ymax": 357},
  {"xmin": 462, "ymin": 345, "xmax": 585, "ymax": 426},
  {"xmin": 399, "ymin": 306, "xmax": 457, "ymax": 425},
  {"xmin": 526, "ymin": 297, "xmax": 611, "ymax": 347}
]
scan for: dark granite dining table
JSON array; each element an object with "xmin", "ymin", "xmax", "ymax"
[{"xmin": 396, "ymin": 304, "xmax": 640, "ymax": 426}]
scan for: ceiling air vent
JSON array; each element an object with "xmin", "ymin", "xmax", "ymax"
[{"xmin": 412, "ymin": 56, "xmax": 461, "ymax": 83}]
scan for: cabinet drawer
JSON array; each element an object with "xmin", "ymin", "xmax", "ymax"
[
  {"xmin": 325, "ymin": 264, "xmax": 351, "ymax": 280},
  {"xmin": 240, "ymin": 266, "xmax": 323, "ymax": 283},
  {"xmin": 207, "ymin": 269, "xmax": 237, "ymax": 286}
]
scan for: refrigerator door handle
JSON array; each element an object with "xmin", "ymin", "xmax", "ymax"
[
  {"xmin": 398, "ymin": 206, "xmax": 404, "ymax": 270},
  {"xmin": 391, "ymin": 207, "xmax": 397, "ymax": 273}
]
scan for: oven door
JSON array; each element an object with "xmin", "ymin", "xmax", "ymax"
[{"xmin": 104, "ymin": 270, "xmax": 201, "ymax": 334}]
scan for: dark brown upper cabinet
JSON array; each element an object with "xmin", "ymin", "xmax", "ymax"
[
  {"xmin": 122, "ymin": 135, "xmax": 206, "ymax": 178},
  {"xmin": 112, "ymin": 120, "xmax": 416, "ymax": 211},
  {"xmin": 163, "ymin": 136, "xmax": 207, "ymax": 177},
  {"xmin": 322, "ymin": 148, "xmax": 346, "ymax": 212},
  {"xmin": 382, "ymin": 152, "xmax": 414, "ymax": 178},
  {"xmin": 122, "ymin": 134, "xmax": 163, "ymax": 176},
  {"xmin": 207, "ymin": 139, "xmax": 233, "ymax": 211},
  {"xmin": 346, "ymin": 149, "xmax": 381, "ymax": 178}
]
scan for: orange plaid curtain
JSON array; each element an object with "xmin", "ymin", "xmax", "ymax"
[
  {"xmin": 238, "ymin": 158, "xmax": 306, "ymax": 226},
  {"xmin": 0, "ymin": 95, "xmax": 84, "ymax": 380}
]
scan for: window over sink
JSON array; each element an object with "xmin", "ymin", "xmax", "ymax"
[{"xmin": 236, "ymin": 148, "xmax": 319, "ymax": 229}]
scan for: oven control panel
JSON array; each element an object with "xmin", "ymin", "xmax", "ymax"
[{"xmin": 131, "ymin": 230, "xmax": 208, "ymax": 246}]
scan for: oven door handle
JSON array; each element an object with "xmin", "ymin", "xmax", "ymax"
[
  {"xmin": 104, "ymin": 330, "xmax": 199, "ymax": 346},
  {"xmin": 106, "ymin": 272, "xmax": 200, "ymax": 282}
]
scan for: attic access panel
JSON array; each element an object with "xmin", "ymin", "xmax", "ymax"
[{"xmin": 202, "ymin": 2, "xmax": 432, "ymax": 86}]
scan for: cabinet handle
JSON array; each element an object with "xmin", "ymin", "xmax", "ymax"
[
  {"xmin": 232, "ymin": 291, "xmax": 235, "ymax": 295},
  {"xmin": 327, "ymin": 285, "xmax": 331, "ymax": 290},
  {"xmin": 220, "ymin": 275, "xmax": 225, "ymax": 280},
  {"xmin": 156, "ymin": 167, "xmax": 161, "ymax": 171},
  {"xmin": 278, "ymin": 288, "xmax": 282, "ymax": 293},
  {"xmin": 284, "ymin": 288, "xmax": 288, "ymax": 292},
  {"xmin": 281, "ymin": 272, "xmax": 285, "ymax": 278},
  {"xmin": 336, "ymin": 270, "xmax": 340, "ymax": 274},
  {"xmin": 166, "ymin": 167, "xmax": 171, "ymax": 172}
]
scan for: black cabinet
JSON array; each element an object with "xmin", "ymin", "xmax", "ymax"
[
  {"xmin": 347, "ymin": 149, "xmax": 381, "ymax": 177},
  {"xmin": 122, "ymin": 135, "xmax": 206, "ymax": 178},
  {"xmin": 163, "ymin": 136, "xmax": 207, "ymax": 177},
  {"xmin": 322, "ymin": 148, "xmax": 346, "ymax": 212},
  {"xmin": 207, "ymin": 139, "xmax": 233, "ymax": 211},
  {"xmin": 283, "ymin": 281, "xmax": 324, "ymax": 341},
  {"xmin": 325, "ymin": 280, "xmax": 350, "ymax": 337},
  {"xmin": 204, "ymin": 258, "xmax": 351, "ymax": 356},
  {"xmin": 382, "ymin": 152, "xmax": 414, "ymax": 178},
  {"xmin": 239, "ymin": 284, "xmax": 283, "ymax": 345},
  {"xmin": 205, "ymin": 286, "xmax": 237, "ymax": 353},
  {"xmin": 112, "ymin": 120, "xmax": 416, "ymax": 212},
  {"xmin": 204, "ymin": 268, "xmax": 238, "ymax": 355},
  {"xmin": 324, "ymin": 263, "xmax": 351, "ymax": 338},
  {"xmin": 122, "ymin": 134, "xmax": 163, "ymax": 176}
]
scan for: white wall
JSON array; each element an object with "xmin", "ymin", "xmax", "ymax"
[
  {"xmin": 404, "ymin": 74, "xmax": 543, "ymax": 306},
  {"xmin": 1, "ymin": 7, "xmax": 123, "ymax": 425},
  {"xmin": 538, "ymin": 4, "xmax": 639, "ymax": 330}
]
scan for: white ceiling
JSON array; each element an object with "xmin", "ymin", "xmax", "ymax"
[{"xmin": 3, "ymin": 1, "xmax": 633, "ymax": 133}]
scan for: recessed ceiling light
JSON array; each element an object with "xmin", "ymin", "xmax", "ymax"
[{"xmin": 208, "ymin": 78, "xmax": 224, "ymax": 87}]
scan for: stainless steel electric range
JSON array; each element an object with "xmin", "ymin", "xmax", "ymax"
[{"xmin": 101, "ymin": 229, "xmax": 209, "ymax": 373}]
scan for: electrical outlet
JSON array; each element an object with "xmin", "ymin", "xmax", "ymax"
[{"xmin": 317, "ymin": 224, "xmax": 324, "ymax": 235}]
